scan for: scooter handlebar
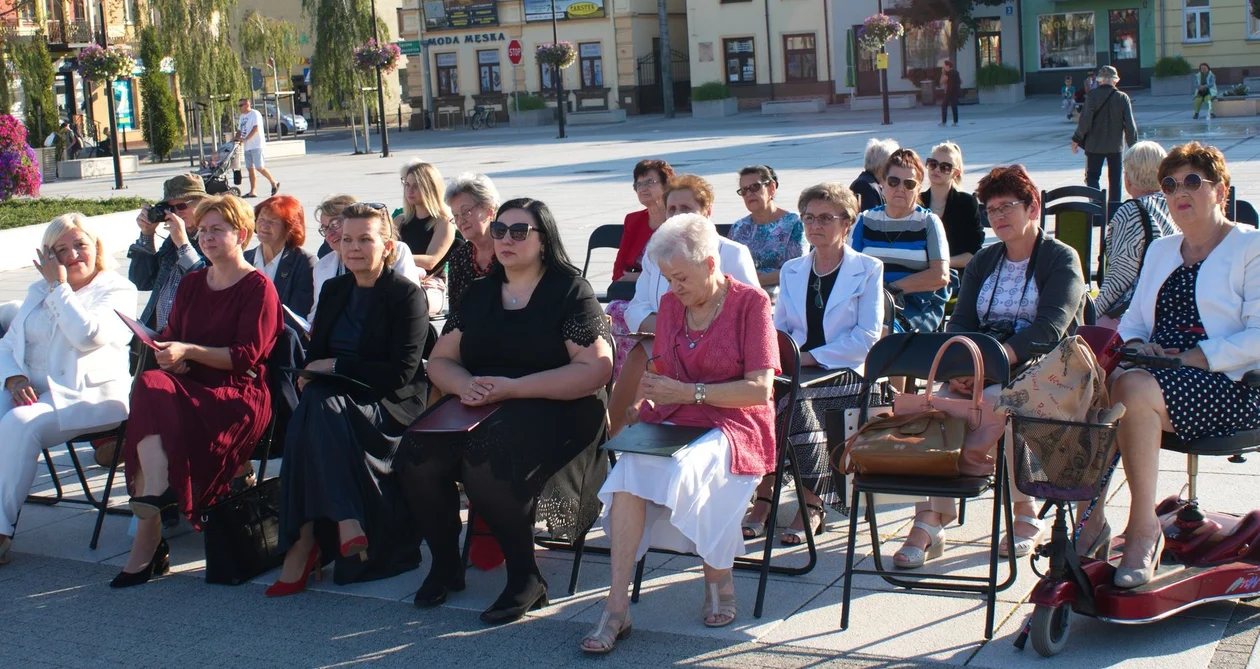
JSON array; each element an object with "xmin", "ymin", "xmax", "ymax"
[{"xmin": 1120, "ymin": 350, "xmax": 1183, "ymax": 369}]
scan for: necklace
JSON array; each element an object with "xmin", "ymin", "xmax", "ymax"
[
  {"xmin": 811, "ymin": 251, "xmax": 843, "ymax": 278},
  {"xmin": 503, "ymin": 270, "xmax": 543, "ymax": 306},
  {"xmin": 683, "ymin": 287, "xmax": 727, "ymax": 349}
]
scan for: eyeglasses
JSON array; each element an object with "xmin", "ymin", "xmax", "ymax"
[
  {"xmin": 489, "ymin": 221, "xmax": 540, "ymax": 241},
  {"xmin": 885, "ymin": 176, "xmax": 920, "ymax": 191},
  {"xmin": 1160, "ymin": 174, "xmax": 1215, "ymax": 195},
  {"xmin": 318, "ymin": 217, "xmax": 344, "ymax": 236},
  {"xmin": 400, "ymin": 180, "xmax": 421, "ymax": 191},
  {"xmin": 163, "ymin": 202, "xmax": 191, "ymax": 211},
  {"xmin": 454, "ymin": 205, "xmax": 483, "ymax": 221},
  {"xmin": 632, "ymin": 178, "xmax": 660, "ymax": 191},
  {"xmin": 802, "ymin": 213, "xmax": 846, "ymax": 226},
  {"xmin": 735, "ymin": 182, "xmax": 771, "ymax": 197},
  {"xmin": 925, "ymin": 159, "xmax": 955, "ymax": 174},
  {"xmin": 811, "ymin": 275, "xmax": 826, "ymax": 309},
  {"xmin": 984, "ymin": 200, "xmax": 1027, "ymax": 220}
]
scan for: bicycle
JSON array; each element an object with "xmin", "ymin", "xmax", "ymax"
[{"xmin": 469, "ymin": 105, "xmax": 497, "ymax": 130}]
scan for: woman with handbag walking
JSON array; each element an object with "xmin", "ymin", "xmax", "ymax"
[
  {"xmin": 893, "ymin": 166, "xmax": 1086, "ymax": 569},
  {"xmin": 1071, "ymin": 66, "xmax": 1138, "ymax": 199}
]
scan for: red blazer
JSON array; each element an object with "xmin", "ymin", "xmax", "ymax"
[{"xmin": 611, "ymin": 209, "xmax": 654, "ymax": 281}]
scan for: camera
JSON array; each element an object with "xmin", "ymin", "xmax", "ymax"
[{"xmin": 147, "ymin": 202, "xmax": 174, "ymax": 224}]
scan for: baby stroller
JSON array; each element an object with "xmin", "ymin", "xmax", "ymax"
[{"xmin": 198, "ymin": 142, "xmax": 243, "ymax": 196}]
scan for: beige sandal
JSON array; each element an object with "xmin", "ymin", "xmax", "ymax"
[
  {"xmin": 580, "ymin": 609, "xmax": 632, "ymax": 654},
  {"xmin": 701, "ymin": 574, "xmax": 738, "ymax": 628}
]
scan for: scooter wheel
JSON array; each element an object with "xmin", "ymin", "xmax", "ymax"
[{"xmin": 1030, "ymin": 604, "xmax": 1071, "ymax": 657}]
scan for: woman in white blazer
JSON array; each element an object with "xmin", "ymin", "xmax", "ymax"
[
  {"xmin": 1086, "ymin": 143, "xmax": 1260, "ymax": 589},
  {"xmin": 0, "ymin": 213, "xmax": 137, "ymax": 565},
  {"xmin": 743, "ymin": 183, "xmax": 884, "ymax": 545}
]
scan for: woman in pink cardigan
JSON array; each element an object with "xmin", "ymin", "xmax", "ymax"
[{"xmin": 581, "ymin": 214, "xmax": 779, "ymax": 654}]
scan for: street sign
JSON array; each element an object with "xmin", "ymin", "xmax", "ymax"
[
  {"xmin": 875, "ymin": 53, "xmax": 888, "ymax": 70},
  {"xmin": 396, "ymin": 40, "xmax": 422, "ymax": 56},
  {"xmin": 508, "ymin": 39, "xmax": 523, "ymax": 65}
]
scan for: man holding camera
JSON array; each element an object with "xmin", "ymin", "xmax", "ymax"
[{"xmin": 127, "ymin": 174, "xmax": 209, "ymax": 331}]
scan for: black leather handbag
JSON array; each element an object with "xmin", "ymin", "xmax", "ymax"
[{"xmin": 201, "ymin": 478, "xmax": 284, "ymax": 585}]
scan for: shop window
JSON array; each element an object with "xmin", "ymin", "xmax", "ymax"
[
  {"xmin": 1250, "ymin": 11, "xmax": 1260, "ymax": 39},
  {"xmin": 579, "ymin": 42, "xmax": 603, "ymax": 88},
  {"xmin": 902, "ymin": 20, "xmax": 950, "ymax": 78},
  {"xmin": 478, "ymin": 50, "xmax": 501, "ymax": 93},
  {"xmin": 724, "ymin": 37, "xmax": 756, "ymax": 85},
  {"xmin": 784, "ymin": 34, "xmax": 817, "ymax": 82},
  {"xmin": 1184, "ymin": 0, "xmax": 1211, "ymax": 42},
  {"xmin": 539, "ymin": 62, "xmax": 556, "ymax": 92},
  {"xmin": 124, "ymin": 0, "xmax": 141, "ymax": 24},
  {"xmin": 1038, "ymin": 12, "xmax": 1096, "ymax": 70},
  {"xmin": 436, "ymin": 53, "xmax": 459, "ymax": 97}
]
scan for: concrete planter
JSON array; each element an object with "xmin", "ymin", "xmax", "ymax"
[
  {"xmin": 0, "ymin": 209, "xmax": 140, "ymax": 272},
  {"xmin": 692, "ymin": 97, "xmax": 738, "ymax": 118},
  {"xmin": 761, "ymin": 98, "xmax": 826, "ymax": 115},
  {"xmin": 1212, "ymin": 98, "xmax": 1258, "ymax": 117},
  {"xmin": 1150, "ymin": 76, "xmax": 1187, "ymax": 97},
  {"xmin": 978, "ymin": 83, "xmax": 1025, "ymax": 105},
  {"xmin": 509, "ymin": 108, "xmax": 556, "ymax": 128}
]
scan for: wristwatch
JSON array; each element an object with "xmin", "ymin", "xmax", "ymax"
[{"xmin": 694, "ymin": 382, "xmax": 706, "ymax": 404}]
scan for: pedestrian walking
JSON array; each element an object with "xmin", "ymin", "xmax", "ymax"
[
  {"xmin": 235, "ymin": 98, "xmax": 280, "ymax": 199},
  {"xmin": 1070, "ymin": 65, "xmax": 1137, "ymax": 199},
  {"xmin": 939, "ymin": 60, "xmax": 961, "ymax": 127}
]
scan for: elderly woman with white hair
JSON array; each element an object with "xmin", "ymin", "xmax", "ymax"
[
  {"xmin": 850, "ymin": 138, "xmax": 899, "ymax": 213},
  {"xmin": 0, "ymin": 213, "xmax": 138, "ymax": 565},
  {"xmin": 443, "ymin": 172, "xmax": 500, "ymax": 326},
  {"xmin": 583, "ymin": 214, "xmax": 779, "ymax": 654},
  {"xmin": 1096, "ymin": 141, "xmax": 1179, "ymax": 328}
]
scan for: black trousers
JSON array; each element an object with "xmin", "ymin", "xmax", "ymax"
[
  {"xmin": 941, "ymin": 95, "xmax": 959, "ymax": 124},
  {"xmin": 1085, "ymin": 151, "xmax": 1123, "ymax": 199}
]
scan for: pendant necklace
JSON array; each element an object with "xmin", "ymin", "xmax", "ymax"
[{"xmin": 683, "ymin": 289, "xmax": 727, "ymax": 349}]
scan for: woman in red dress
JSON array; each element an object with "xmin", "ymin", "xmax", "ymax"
[{"xmin": 112, "ymin": 194, "xmax": 282, "ymax": 588}]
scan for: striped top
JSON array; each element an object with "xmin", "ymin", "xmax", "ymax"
[
  {"xmin": 1097, "ymin": 192, "xmax": 1178, "ymax": 318},
  {"xmin": 851, "ymin": 205, "xmax": 950, "ymax": 284}
]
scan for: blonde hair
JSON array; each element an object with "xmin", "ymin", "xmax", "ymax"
[
  {"xmin": 399, "ymin": 159, "xmax": 452, "ymax": 228},
  {"xmin": 1123, "ymin": 141, "xmax": 1169, "ymax": 195},
  {"xmin": 315, "ymin": 194, "xmax": 357, "ymax": 225},
  {"xmin": 194, "ymin": 195, "xmax": 256, "ymax": 247},
  {"xmin": 43, "ymin": 213, "xmax": 115, "ymax": 271},
  {"xmin": 797, "ymin": 182, "xmax": 858, "ymax": 224},
  {"xmin": 930, "ymin": 141, "xmax": 965, "ymax": 186}
]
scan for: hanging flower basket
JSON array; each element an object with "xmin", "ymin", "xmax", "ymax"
[
  {"xmin": 77, "ymin": 44, "xmax": 136, "ymax": 81},
  {"xmin": 536, "ymin": 42, "xmax": 577, "ymax": 69},
  {"xmin": 857, "ymin": 13, "xmax": 904, "ymax": 54},
  {"xmin": 353, "ymin": 39, "xmax": 403, "ymax": 74},
  {"xmin": 0, "ymin": 115, "xmax": 41, "ymax": 201}
]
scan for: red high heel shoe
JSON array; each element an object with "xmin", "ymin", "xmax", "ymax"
[
  {"xmin": 340, "ymin": 531, "xmax": 369, "ymax": 561},
  {"xmin": 264, "ymin": 545, "xmax": 322, "ymax": 597}
]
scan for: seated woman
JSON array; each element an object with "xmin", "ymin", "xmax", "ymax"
[
  {"xmin": 1096, "ymin": 141, "xmax": 1179, "ymax": 328},
  {"xmin": 744, "ymin": 183, "xmax": 884, "ymax": 545},
  {"xmin": 1091, "ymin": 143, "xmax": 1260, "ymax": 587},
  {"xmin": 315, "ymin": 195, "xmax": 355, "ymax": 259},
  {"xmin": 268, "ymin": 203, "xmax": 429, "ymax": 595},
  {"xmin": 1193, "ymin": 62, "xmax": 1217, "ymax": 120},
  {"xmin": 396, "ymin": 160, "xmax": 456, "ymax": 315},
  {"xmin": 245, "ymin": 195, "xmax": 316, "ymax": 323},
  {"xmin": 444, "ymin": 172, "xmax": 501, "ymax": 328},
  {"xmin": 895, "ymin": 165, "xmax": 1085, "ymax": 568},
  {"xmin": 851, "ymin": 138, "xmax": 898, "ymax": 213},
  {"xmin": 607, "ymin": 159, "xmax": 673, "ymax": 373},
  {"xmin": 919, "ymin": 141, "xmax": 984, "ymax": 281},
  {"xmin": 728, "ymin": 164, "xmax": 806, "ymax": 289},
  {"xmin": 0, "ymin": 214, "xmax": 137, "ymax": 565},
  {"xmin": 608, "ymin": 175, "xmax": 759, "ymax": 435},
  {"xmin": 582, "ymin": 214, "xmax": 779, "ymax": 654},
  {"xmin": 852, "ymin": 148, "xmax": 952, "ymax": 333},
  {"xmin": 310, "ymin": 196, "xmax": 422, "ymax": 322},
  {"xmin": 112, "ymin": 195, "xmax": 283, "ymax": 588},
  {"xmin": 399, "ymin": 198, "xmax": 613, "ymax": 624}
]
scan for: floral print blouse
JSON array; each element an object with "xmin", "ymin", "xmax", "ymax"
[{"xmin": 728, "ymin": 211, "xmax": 807, "ymax": 274}]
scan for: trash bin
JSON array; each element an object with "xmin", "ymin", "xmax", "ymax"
[{"xmin": 919, "ymin": 80, "xmax": 935, "ymax": 106}]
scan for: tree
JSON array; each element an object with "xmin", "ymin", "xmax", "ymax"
[
  {"xmin": 239, "ymin": 10, "xmax": 301, "ymax": 94},
  {"xmin": 896, "ymin": 0, "xmax": 1007, "ymax": 59},
  {"xmin": 148, "ymin": 0, "xmax": 248, "ymax": 139},
  {"xmin": 301, "ymin": 0, "xmax": 382, "ymax": 122},
  {"xmin": 10, "ymin": 32, "xmax": 59, "ymax": 144},
  {"xmin": 0, "ymin": 39, "xmax": 12, "ymax": 116},
  {"xmin": 139, "ymin": 26, "xmax": 183, "ymax": 161}
]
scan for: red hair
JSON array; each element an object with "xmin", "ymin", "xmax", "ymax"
[
  {"xmin": 975, "ymin": 164, "xmax": 1041, "ymax": 210},
  {"xmin": 254, "ymin": 195, "xmax": 306, "ymax": 247}
]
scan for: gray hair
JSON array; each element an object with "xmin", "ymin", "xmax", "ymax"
[
  {"xmin": 864, "ymin": 138, "xmax": 900, "ymax": 175},
  {"xmin": 445, "ymin": 172, "xmax": 501, "ymax": 211},
  {"xmin": 1123, "ymin": 141, "xmax": 1169, "ymax": 194},
  {"xmin": 645, "ymin": 213, "xmax": 719, "ymax": 268}
]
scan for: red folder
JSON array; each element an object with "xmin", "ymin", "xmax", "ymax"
[
  {"xmin": 407, "ymin": 399, "xmax": 501, "ymax": 434},
  {"xmin": 116, "ymin": 310, "xmax": 160, "ymax": 351}
]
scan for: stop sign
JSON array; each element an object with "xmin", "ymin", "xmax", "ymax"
[{"xmin": 508, "ymin": 40, "xmax": 523, "ymax": 65}]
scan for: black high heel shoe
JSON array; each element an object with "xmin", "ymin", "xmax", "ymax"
[
  {"xmin": 110, "ymin": 539, "xmax": 170, "ymax": 589},
  {"xmin": 480, "ymin": 575, "xmax": 548, "ymax": 625},
  {"xmin": 413, "ymin": 562, "xmax": 467, "ymax": 608},
  {"xmin": 129, "ymin": 488, "xmax": 180, "ymax": 529}
]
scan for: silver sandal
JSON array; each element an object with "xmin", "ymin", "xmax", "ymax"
[
  {"xmin": 580, "ymin": 609, "xmax": 632, "ymax": 654},
  {"xmin": 701, "ymin": 574, "xmax": 738, "ymax": 628}
]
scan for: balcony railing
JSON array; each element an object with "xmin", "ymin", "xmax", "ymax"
[{"xmin": 44, "ymin": 18, "xmax": 94, "ymax": 47}]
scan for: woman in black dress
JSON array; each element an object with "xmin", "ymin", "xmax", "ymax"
[
  {"xmin": 919, "ymin": 141, "xmax": 985, "ymax": 279},
  {"xmin": 396, "ymin": 160, "xmax": 456, "ymax": 314},
  {"xmin": 268, "ymin": 203, "xmax": 430, "ymax": 596},
  {"xmin": 400, "ymin": 197, "xmax": 613, "ymax": 624}
]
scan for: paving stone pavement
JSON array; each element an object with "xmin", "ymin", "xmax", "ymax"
[{"xmin": 5, "ymin": 93, "xmax": 1260, "ymax": 668}]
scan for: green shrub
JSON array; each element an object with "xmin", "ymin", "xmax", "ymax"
[
  {"xmin": 139, "ymin": 27, "xmax": 184, "ymax": 162},
  {"xmin": 976, "ymin": 63, "xmax": 1021, "ymax": 88},
  {"xmin": 692, "ymin": 81, "xmax": 732, "ymax": 102},
  {"xmin": 11, "ymin": 34, "xmax": 59, "ymax": 142},
  {"xmin": 510, "ymin": 93, "xmax": 547, "ymax": 111},
  {"xmin": 0, "ymin": 196, "xmax": 151, "ymax": 229},
  {"xmin": 1154, "ymin": 56, "xmax": 1193, "ymax": 78}
]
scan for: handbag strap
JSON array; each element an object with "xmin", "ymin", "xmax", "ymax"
[{"xmin": 923, "ymin": 335, "xmax": 986, "ymax": 412}]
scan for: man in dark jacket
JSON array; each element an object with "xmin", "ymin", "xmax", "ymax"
[
  {"xmin": 940, "ymin": 59, "xmax": 962, "ymax": 127},
  {"xmin": 127, "ymin": 174, "xmax": 209, "ymax": 330},
  {"xmin": 1070, "ymin": 65, "xmax": 1137, "ymax": 198}
]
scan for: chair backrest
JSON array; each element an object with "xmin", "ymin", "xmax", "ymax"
[
  {"xmin": 1041, "ymin": 187, "xmax": 1107, "ymax": 287},
  {"xmin": 1235, "ymin": 200, "xmax": 1259, "ymax": 228},
  {"xmin": 774, "ymin": 330, "xmax": 802, "ymax": 462},
  {"xmin": 422, "ymin": 322, "xmax": 439, "ymax": 361},
  {"xmin": 581, "ymin": 224, "xmax": 624, "ymax": 278},
  {"xmin": 715, "ymin": 223, "xmax": 733, "ymax": 239},
  {"xmin": 882, "ymin": 288, "xmax": 898, "ymax": 332},
  {"xmin": 1227, "ymin": 186, "xmax": 1237, "ymax": 221},
  {"xmin": 857, "ymin": 332, "xmax": 1011, "ymax": 421}
]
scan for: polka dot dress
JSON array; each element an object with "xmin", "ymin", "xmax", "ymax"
[{"xmin": 1147, "ymin": 262, "xmax": 1260, "ymax": 441}]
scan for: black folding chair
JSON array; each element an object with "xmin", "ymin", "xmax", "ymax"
[
  {"xmin": 715, "ymin": 223, "xmax": 733, "ymax": 238},
  {"xmin": 1040, "ymin": 186, "xmax": 1107, "ymax": 287},
  {"xmin": 581, "ymin": 224, "xmax": 624, "ymax": 303},
  {"xmin": 839, "ymin": 332, "xmax": 1017, "ymax": 640},
  {"xmin": 1235, "ymin": 200, "xmax": 1259, "ymax": 228}
]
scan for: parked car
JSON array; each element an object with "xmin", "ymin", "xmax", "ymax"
[{"xmin": 262, "ymin": 103, "xmax": 307, "ymax": 136}]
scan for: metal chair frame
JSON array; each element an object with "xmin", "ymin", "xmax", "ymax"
[{"xmin": 1040, "ymin": 186, "xmax": 1107, "ymax": 287}]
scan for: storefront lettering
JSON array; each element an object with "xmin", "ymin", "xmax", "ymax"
[{"xmin": 424, "ymin": 32, "xmax": 507, "ymax": 46}]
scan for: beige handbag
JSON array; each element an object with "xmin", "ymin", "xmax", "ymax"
[{"xmin": 996, "ymin": 335, "xmax": 1109, "ymax": 423}]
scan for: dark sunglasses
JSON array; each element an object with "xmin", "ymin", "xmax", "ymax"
[
  {"xmin": 885, "ymin": 176, "xmax": 920, "ymax": 191},
  {"xmin": 163, "ymin": 202, "xmax": 191, "ymax": 211},
  {"xmin": 489, "ymin": 221, "xmax": 540, "ymax": 241},
  {"xmin": 363, "ymin": 202, "xmax": 389, "ymax": 211},
  {"xmin": 925, "ymin": 159, "xmax": 955, "ymax": 173},
  {"xmin": 1161, "ymin": 174, "xmax": 1215, "ymax": 195},
  {"xmin": 735, "ymin": 181, "xmax": 771, "ymax": 197}
]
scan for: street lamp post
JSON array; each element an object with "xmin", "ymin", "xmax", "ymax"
[
  {"xmin": 98, "ymin": 0, "xmax": 123, "ymax": 189},
  {"xmin": 878, "ymin": 0, "xmax": 890, "ymax": 126},
  {"xmin": 370, "ymin": 0, "xmax": 390, "ymax": 157},
  {"xmin": 550, "ymin": 0, "xmax": 566, "ymax": 139}
]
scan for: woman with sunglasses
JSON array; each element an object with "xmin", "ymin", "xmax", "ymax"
[
  {"xmin": 444, "ymin": 172, "xmax": 501, "ymax": 330},
  {"xmin": 919, "ymin": 142, "xmax": 984, "ymax": 278},
  {"xmin": 607, "ymin": 159, "xmax": 674, "ymax": 375},
  {"xmin": 851, "ymin": 149, "xmax": 951, "ymax": 333},
  {"xmin": 400, "ymin": 198, "xmax": 613, "ymax": 624},
  {"xmin": 1085, "ymin": 143, "xmax": 1260, "ymax": 588},
  {"xmin": 397, "ymin": 160, "xmax": 456, "ymax": 316},
  {"xmin": 310, "ymin": 198, "xmax": 422, "ymax": 322},
  {"xmin": 268, "ymin": 203, "xmax": 430, "ymax": 596},
  {"xmin": 728, "ymin": 165, "xmax": 806, "ymax": 289},
  {"xmin": 742, "ymin": 183, "xmax": 883, "ymax": 545},
  {"xmin": 896, "ymin": 165, "xmax": 1085, "ymax": 569}
]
